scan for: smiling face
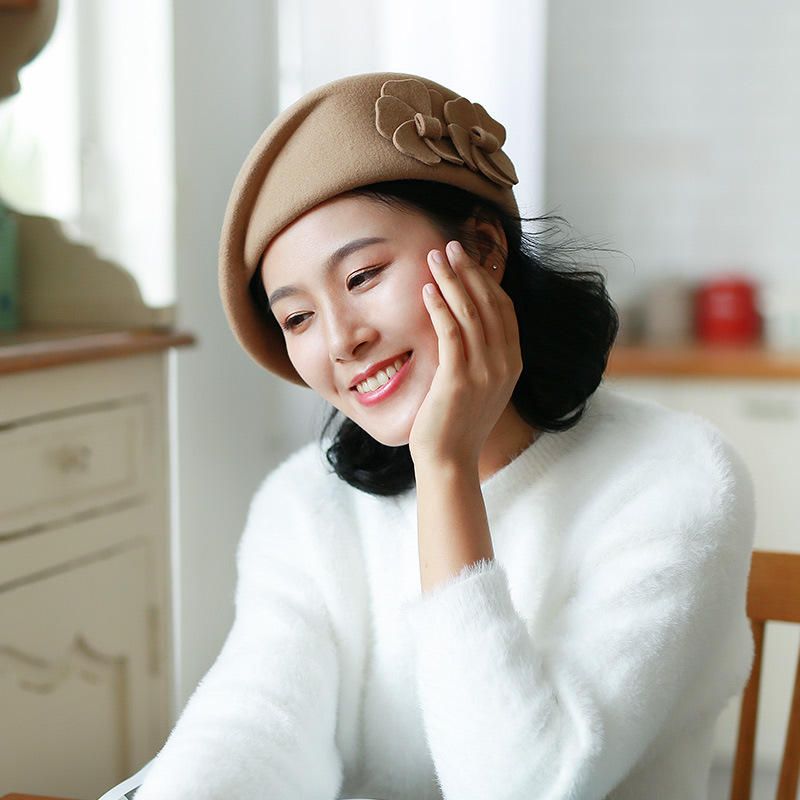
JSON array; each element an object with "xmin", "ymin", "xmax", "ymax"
[{"xmin": 260, "ymin": 193, "xmax": 450, "ymax": 447}]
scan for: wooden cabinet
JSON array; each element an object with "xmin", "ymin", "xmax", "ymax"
[
  {"xmin": 605, "ymin": 343, "xmax": 800, "ymax": 778},
  {"xmin": 1, "ymin": 538, "xmax": 151, "ymax": 797},
  {"xmin": 0, "ymin": 331, "xmax": 192, "ymax": 799}
]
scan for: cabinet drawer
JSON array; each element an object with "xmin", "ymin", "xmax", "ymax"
[{"xmin": 0, "ymin": 400, "xmax": 148, "ymax": 537}]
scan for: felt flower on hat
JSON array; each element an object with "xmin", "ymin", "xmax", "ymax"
[
  {"xmin": 375, "ymin": 78, "xmax": 463, "ymax": 166},
  {"xmin": 442, "ymin": 96, "xmax": 519, "ymax": 187},
  {"xmin": 374, "ymin": 78, "xmax": 518, "ymax": 188}
]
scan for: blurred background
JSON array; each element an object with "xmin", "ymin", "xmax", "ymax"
[{"xmin": 1, "ymin": 1, "xmax": 798, "ymax": 798}]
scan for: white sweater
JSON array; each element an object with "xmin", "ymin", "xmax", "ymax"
[{"xmin": 135, "ymin": 385, "xmax": 755, "ymax": 800}]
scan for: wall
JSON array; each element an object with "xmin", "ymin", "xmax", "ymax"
[
  {"xmin": 169, "ymin": 0, "xmax": 293, "ymax": 713},
  {"xmin": 545, "ymin": 1, "xmax": 800, "ymax": 310}
]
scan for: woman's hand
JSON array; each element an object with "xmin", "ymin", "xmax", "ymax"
[{"xmin": 408, "ymin": 240, "xmax": 523, "ymax": 469}]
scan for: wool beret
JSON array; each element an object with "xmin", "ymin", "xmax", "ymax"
[{"xmin": 218, "ymin": 70, "xmax": 521, "ymax": 386}]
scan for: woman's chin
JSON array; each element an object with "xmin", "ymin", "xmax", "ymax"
[
  {"xmin": 375, "ymin": 432, "xmax": 411, "ymax": 448},
  {"xmin": 341, "ymin": 394, "xmax": 419, "ymax": 447},
  {"xmin": 356, "ymin": 420, "xmax": 411, "ymax": 448},
  {"xmin": 363, "ymin": 416, "xmax": 414, "ymax": 448}
]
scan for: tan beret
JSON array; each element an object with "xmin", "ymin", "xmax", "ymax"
[{"xmin": 218, "ymin": 70, "xmax": 521, "ymax": 386}]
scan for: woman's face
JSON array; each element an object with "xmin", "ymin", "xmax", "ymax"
[{"xmin": 260, "ymin": 194, "xmax": 450, "ymax": 447}]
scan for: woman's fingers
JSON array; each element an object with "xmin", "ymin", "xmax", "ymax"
[
  {"xmin": 426, "ymin": 248, "xmax": 483, "ymax": 367},
  {"xmin": 424, "ymin": 241, "xmax": 522, "ymax": 381},
  {"xmin": 442, "ymin": 240, "xmax": 523, "ymax": 378},
  {"xmin": 479, "ymin": 257, "xmax": 519, "ymax": 354},
  {"xmin": 422, "ymin": 269, "xmax": 467, "ymax": 372},
  {"xmin": 444, "ymin": 240, "xmax": 507, "ymax": 351},
  {"xmin": 483, "ymin": 274, "xmax": 522, "ymax": 374}
]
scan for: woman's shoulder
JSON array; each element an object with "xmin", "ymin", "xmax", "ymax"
[
  {"xmin": 585, "ymin": 385, "xmax": 755, "ymax": 535},
  {"xmin": 238, "ymin": 440, "xmax": 359, "ymax": 568},
  {"xmin": 266, "ymin": 439, "xmax": 329, "ymax": 483},
  {"xmin": 590, "ymin": 384, "xmax": 747, "ymax": 479},
  {"xmin": 557, "ymin": 388, "xmax": 757, "ymax": 597},
  {"xmin": 249, "ymin": 439, "xmax": 350, "ymax": 517}
]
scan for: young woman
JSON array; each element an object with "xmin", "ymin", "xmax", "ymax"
[{"xmin": 133, "ymin": 72, "xmax": 755, "ymax": 800}]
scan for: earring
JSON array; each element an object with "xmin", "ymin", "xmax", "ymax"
[{"xmin": 491, "ymin": 264, "xmax": 498, "ymax": 271}]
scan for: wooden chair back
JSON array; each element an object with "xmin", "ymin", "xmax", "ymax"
[{"xmin": 730, "ymin": 549, "xmax": 800, "ymax": 800}]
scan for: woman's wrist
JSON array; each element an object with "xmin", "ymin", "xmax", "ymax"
[
  {"xmin": 412, "ymin": 452, "xmax": 480, "ymax": 482},
  {"xmin": 414, "ymin": 457, "xmax": 493, "ymax": 594}
]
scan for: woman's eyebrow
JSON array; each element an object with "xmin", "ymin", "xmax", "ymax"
[{"xmin": 267, "ymin": 236, "xmax": 389, "ymax": 309}]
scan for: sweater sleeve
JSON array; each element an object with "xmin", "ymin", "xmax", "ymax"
[
  {"xmin": 401, "ymin": 432, "xmax": 755, "ymax": 800},
  {"xmin": 135, "ymin": 468, "xmax": 343, "ymax": 800}
]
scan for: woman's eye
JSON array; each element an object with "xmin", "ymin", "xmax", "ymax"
[
  {"xmin": 280, "ymin": 266, "xmax": 385, "ymax": 332},
  {"xmin": 281, "ymin": 313, "xmax": 309, "ymax": 331},
  {"xmin": 347, "ymin": 265, "xmax": 383, "ymax": 290}
]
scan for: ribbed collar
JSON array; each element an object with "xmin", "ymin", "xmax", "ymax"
[{"xmin": 477, "ymin": 419, "xmax": 585, "ymax": 514}]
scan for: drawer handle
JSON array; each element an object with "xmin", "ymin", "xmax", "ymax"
[{"xmin": 56, "ymin": 444, "xmax": 93, "ymax": 473}]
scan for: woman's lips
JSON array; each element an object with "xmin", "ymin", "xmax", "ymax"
[{"xmin": 352, "ymin": 351, "xmax": 413, "ymax": 406}]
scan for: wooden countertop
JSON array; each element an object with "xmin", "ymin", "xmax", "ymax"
[
  {"xmin": 0, "ymin": 326, "xmax": 196, "ymax": 375},
  {"xmin": 1, "ymin": 328, "xmax": 799, "ymax": 379},
  {"xmin": 607, "ymin": 340, "xmax": 800, "ymax": 379}
]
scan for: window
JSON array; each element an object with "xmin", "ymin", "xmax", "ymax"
[{"xmin": 0, "ymin": 0, "xmax": 175, "ymax": 309}]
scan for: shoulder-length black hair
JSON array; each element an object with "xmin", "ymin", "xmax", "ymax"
[{"xmin": 249, "ymin": 179, "xmax": 620, "ymax": 498}]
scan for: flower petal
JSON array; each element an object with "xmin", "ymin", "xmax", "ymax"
[
  {"xmin": 429, "ymin": 89, "xmax": 447, "ymax": 125},
  {"xmin": 485, "ymin": 147, "xmax": 519, "ymax": 184},
  {"xmin": 447, "ymin": 123, "xmax": 477, "ymax": 170},
  {"xmin": 443, "ymin": 96, "xmax": 479, "ymax": 130},
  {"xmin": 424, "ymin": 136, "xmax": 464, "ymax": 164},
  {"xmin": 473, "ymin": 146, "xmax": 518, "ymax": 187},
  {"xmin": 380, "ymin": 78, "xmax": 432, "ymax": 115},
  {"xmin": 393, "ymin": 119, "xmax": 441, "ymax": 165},
  {"xmin": 472, "ymin": 102, "xmax": 507, "ymax": 148},
  {"xmin": 375, "ymin": 94, "xmax": 415, "ymax": 140}
]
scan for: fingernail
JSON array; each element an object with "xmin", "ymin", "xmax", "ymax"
[
  {"xmin": 448, "ymin": 240, "xmax": 462, "ymax": 256},
  {"xmin": 430, "ymin": 250, "xmax": 443, "ymax": 264}
]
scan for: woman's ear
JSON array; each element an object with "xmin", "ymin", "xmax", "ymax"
[{"xmin": 464, "ymin": 213, "xmax": 508, "ymax": 272}]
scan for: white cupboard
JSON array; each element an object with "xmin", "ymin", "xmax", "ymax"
[{"xmin": 0, "ymin": 331, "xmax": 193, "ymax": 799}]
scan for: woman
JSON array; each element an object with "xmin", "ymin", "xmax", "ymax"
[{"xmin": 133, "ymin": 72, "xmax": 755, "ymax": 800}]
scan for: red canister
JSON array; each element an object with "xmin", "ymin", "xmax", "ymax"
[{"xmin": 694, "ymin": 275, "xmax": 762, "ymax": 344}]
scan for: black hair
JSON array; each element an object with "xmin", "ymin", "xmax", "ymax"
[{"xmin": 248, "ymin": 179, "xmax": 620, "ymax": 498}]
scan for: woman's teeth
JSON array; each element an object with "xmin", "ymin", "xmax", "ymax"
[{"xmin": 356, "ymin": 353, "xmax": 410, "ymax": 393}]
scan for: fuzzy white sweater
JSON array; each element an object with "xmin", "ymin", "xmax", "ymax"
[{"xmin": 134, "ymin": 385, "xmax": 755, "ymax": 800}]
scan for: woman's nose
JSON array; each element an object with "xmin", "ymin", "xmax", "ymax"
[{"xmin": 325, "ymin": 309, "xmax": 375, "ymax": 362}]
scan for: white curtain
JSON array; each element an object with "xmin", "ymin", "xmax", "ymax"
[{"xmin": 75, "ymin": 0, "xmax": 175, "ymax": 310}]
